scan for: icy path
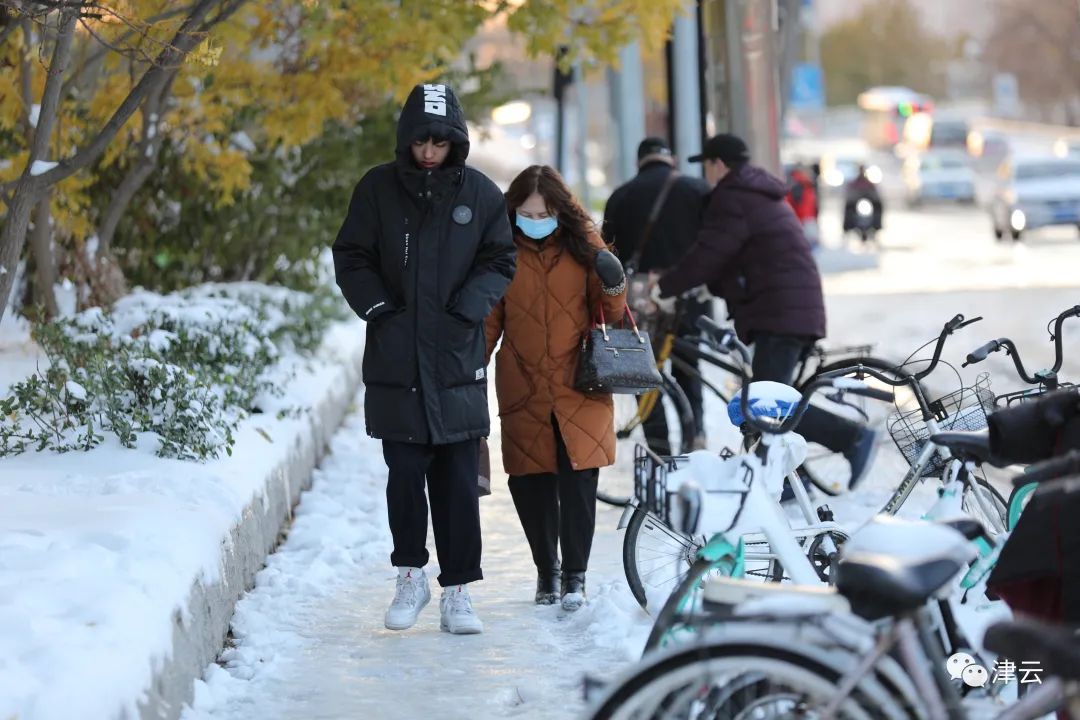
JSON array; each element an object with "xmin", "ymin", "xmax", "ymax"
[{"xmin": 184, "ymin": 389, "xmax": 652, "ymax": 720}]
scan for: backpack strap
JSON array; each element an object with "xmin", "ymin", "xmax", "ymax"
[{"xmin": 626, "ymin": 169, "xmax": 680, "ymax": 274}]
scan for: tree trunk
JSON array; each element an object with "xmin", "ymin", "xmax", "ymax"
[
  {"xmin": 0, "ymin": 7, "xmax": 78, "ymax": 322},
  {"xmin": 29, "ymin": 192, "xmax": 59, "ymax": 319},
  {"xmin": 0, "ymin": 186, "xmax": 40, "ymax": 318},
  {"xmin": 0, "ymin": 0, "xmax": 247, "ymax": 322}
]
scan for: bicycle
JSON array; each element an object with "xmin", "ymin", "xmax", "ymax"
[
  {"xmin": 624, "ymin": 346, "xmax": 893, "ymax": 638},
  {"xmin": 963, "ymin": 305, "xmax": 1080, "ymax": 527},
  {"xmin": 624, "ymin": 314, "xmax": 1010, "ymax": 615},
  {"xmin": 603, "ymin": 301, "xmax": 918, "ymax": 506},
  {"xmin": 816, "ymin": 313, "xmax": 1012, "ymax": 536},
  {"xmin": 586, "ymin": 456, "xmax": 1080, "ymax": 719}
]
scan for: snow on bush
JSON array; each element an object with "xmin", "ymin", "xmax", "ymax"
[{"xmin": 0, "ymin": 284, "xmax": 346, "ymax": 460}]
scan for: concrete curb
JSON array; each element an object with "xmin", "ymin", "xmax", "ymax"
[{"xmin": 136, "ymin": 340, "xmax": 364, "ymax": 720}]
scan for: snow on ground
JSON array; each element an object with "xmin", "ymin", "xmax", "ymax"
[
  {"xmin": 0, "ymin": 318, "xmax": 364, "ymax": 720},
  {"xmin": 0, "ymin": 308, "xmax": 39, "ymax": 398},
  {"xmin": 184, "ymin": 287, "xmax": 1078, "ymax": 720},
  {"xmin": 184, "ymin": 388, "xmax": 652, "ymax": 720}
]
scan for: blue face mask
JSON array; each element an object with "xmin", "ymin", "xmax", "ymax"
[{"xmin": 516, "ymin": 213, "xmax": 558, "ymax": 240}]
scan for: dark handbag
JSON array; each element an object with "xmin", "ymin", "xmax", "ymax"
[{"xmin": 574, "ymin": 304, "xmax": 663, "ymax": 395}]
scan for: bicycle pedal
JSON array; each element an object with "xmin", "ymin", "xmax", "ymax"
[{"xmin": 816, "ymin": 505, "xmax": 835, "ymax": 523}]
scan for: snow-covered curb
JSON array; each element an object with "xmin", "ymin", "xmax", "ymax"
[{"xmin": 0, "ymin": 318, "xmax": 365, "ymax": 720}]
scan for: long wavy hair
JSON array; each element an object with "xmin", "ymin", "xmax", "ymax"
[{"xmin": 504, "ymin": 165, "xmax": 604, "ymax": 268}]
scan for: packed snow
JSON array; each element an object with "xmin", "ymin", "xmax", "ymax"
[{"xmin": 182, "ymin": 391, "xmax": 653, "ymax": 720}]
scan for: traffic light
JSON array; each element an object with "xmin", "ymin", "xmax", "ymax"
[{"xmin": 896, "ymin": 100, "xmax": 935, "ymax": 118}]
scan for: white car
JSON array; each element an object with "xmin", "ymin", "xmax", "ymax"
[
  {"xmin": 991, "ymin": 157, "xmax": 1080, "ymax": 241},
  {"xmin": 903, "ymin": 152, "xmax": 976, "ymax": 205}
]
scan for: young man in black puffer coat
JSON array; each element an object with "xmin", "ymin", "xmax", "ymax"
[{"xmin": 333, "ymin": 83, "xmax": 516, "ymax": 635}]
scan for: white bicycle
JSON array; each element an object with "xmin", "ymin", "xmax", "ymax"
[{"xmin": 633, "ymin": 322, "xmax": 894, "ymax": 651}]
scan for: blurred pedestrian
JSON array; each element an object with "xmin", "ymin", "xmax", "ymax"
[
  {"xmin": 786, "ymin": 165, "xmax": 820, "ymax": 249},
  {"xmin": 332, "ymin": 83, "xmax": 516, "ymax": 635},
  {"xmin": 602, "ymin": 137, "xmax": 712, "ymax": 452},
  {"xmin": 651, "ymin": 134, "xmax": 879, "ymax": 490},
  {"xmin": 486, "ymin": 165, "xmax": 627, "ymax": 611}
]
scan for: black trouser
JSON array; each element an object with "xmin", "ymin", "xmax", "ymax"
[
  {"xmin": 507, "ymin": 419, "xmax": 599, "ymax": 575},
  {"xmin": 383, "ymin": 439, "xmax": 483, "ymax": 587},
  {"xmin": 751, "ymin": 333, "xmax": 862, "ymax": 452}
]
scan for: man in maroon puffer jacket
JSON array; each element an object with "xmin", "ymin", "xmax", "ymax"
[{"xmin": 652, "ymin": 134, "xmax": 877, "ymax": 488}]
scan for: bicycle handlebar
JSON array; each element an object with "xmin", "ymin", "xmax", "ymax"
[
  {"xmin": 694, "ymin": 316, "xmax": 897, "ymax": 435},
  {"xmin": 964, "ymin": 306, "xmax": 1080, "ymax": 385},
  {"xmin": 916, "ymin": 314, "xmax": 982, "ymax": 381},
  {"xmin": 1012, "ymin": 450, "xmax": 1080, "ymax": 487}
]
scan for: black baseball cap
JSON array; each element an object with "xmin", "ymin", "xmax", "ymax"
[
  {"xmin": 688, "ymin": 133, "xmax": 750, "ymax": 164},
  {"xmin": 637, "ymin": 136, "xmax": 672, "ymax": 161}
]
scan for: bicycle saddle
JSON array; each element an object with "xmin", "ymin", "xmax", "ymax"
[
  {"xmin": 727, "ymin": 382, "xmax": 801, "ymax": 427},
  {"xmin": 929, "ymin": 429, "xmax": 1006, "ymax": 467},
  {"xmin": 836, "ymin": 516, "xmax": 976, "ymax": 621},
  {"xmin": 983, "ymin": 618, "xmax": 1080, "ymax": 682}
]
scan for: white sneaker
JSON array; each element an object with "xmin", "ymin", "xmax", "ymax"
[
  {"xmin": 440, "ymin": 584, "xmax": 484, "ymax": 635},
  {"xmin": 384, "ymin": 567, "xmax": 430, "ymax": 630}
]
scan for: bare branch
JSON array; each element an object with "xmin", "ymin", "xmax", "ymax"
[
  {"xmin": 60, "ymin": 4, "xmax": 198, "ymax": 100},
  {"xmin": 0, "ymin": 0, "xmax": 246, "ymax": 196},
  {"xmin": 26, "ymin": 6, "xmax": 77, "ymax": 166},
  {"xmin": 96, "ymin": 71, "xmax": 177, "ymax": 256}
]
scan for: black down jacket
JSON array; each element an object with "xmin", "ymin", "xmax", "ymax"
[
  {"xmin": 332, "ymin": 83, "xmax": 516, "ymax": 444},
  {"xmin": 601, "ymin": 160, "xmax": 711, "ymax": 273}
]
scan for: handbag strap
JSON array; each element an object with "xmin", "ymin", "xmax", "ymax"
[
  {"xmin": 626, "ymin": 169, "xmax": 680, "ymax": 274},
  {"xmin": 594, "ymin": 303, "xmax": 644, "ymax": 342}
]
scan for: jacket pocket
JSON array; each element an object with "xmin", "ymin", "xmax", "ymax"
[
  {"xmin": 495, "ymin": 348, "xmax": 533, "ymax": 416},
  {"xmin": 363, "ymin": 309, "xmax": 414, "ymax": 387},
  {"xmin": 438, "ymin": 313, "xmax": 486, "ymax": 388}
]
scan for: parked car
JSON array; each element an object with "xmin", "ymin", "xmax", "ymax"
[
  {"xmin": 991, "ymin": 156, "xmax": 1080, "ymax": 241},
  {"xmin": 903, "ymin": 151, "xmax": 977, "ymax": 205}
]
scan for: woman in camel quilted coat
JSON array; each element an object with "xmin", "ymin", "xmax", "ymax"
[{"xmin": 485, "ymin": 165, "xmax": 627, "ymax": 611}]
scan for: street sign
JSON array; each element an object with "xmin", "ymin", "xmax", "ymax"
[
  {"xmin": 790, "ymin": 63, "xmax": 825, "ymax": 110},
  {"xmin": 993, "ymin": 73, "xmax": 1020, "ymax": 117}
]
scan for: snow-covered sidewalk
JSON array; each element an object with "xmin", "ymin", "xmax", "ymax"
[
  {"xmin": 184, "ymin": 286, "xmax": 1079, "ymax": 720},
  {"xmin": 184, "ymin": 386, "xmax": 653, "ymax": 720}
]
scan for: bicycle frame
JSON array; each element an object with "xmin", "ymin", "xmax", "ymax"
[{"xmin": 818, "ymin": 608, "xmax": 1069, "ymax": 720}]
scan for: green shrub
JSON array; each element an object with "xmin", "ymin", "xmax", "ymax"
[{"xmin": 0, "ymin": 283, "xmax": 348, "ymax": 460}]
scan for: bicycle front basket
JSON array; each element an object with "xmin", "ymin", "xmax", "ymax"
[
  {"xmin": 887, "ymin": 372, "xmax": 995, "ymax": 478},
  {"xmin": 632, "ymin": 443, "xmax": 688, "ymax": 523}
]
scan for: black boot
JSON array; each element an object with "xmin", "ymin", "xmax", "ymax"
[
  {"xmin": 561, "ymin": 571, "xmax": 587, "ymax": 611},
  {"xmin": 536, "ymin": 567, "xmax": 561, "ymax": 605}
]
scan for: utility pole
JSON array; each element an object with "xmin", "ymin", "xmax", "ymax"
[
  {"xmin": 672, "ymin": 0, "xmax": 704, "ymax": 176},
  {"xmin": 553, "ymin": 46, "xmax": 573, "ymax": 175}
]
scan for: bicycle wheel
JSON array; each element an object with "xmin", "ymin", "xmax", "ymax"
[
  {"xmin": 589, "ymin": 641, "xmax": 904, "ymax": 720},
  {"xmin": 797, "ymin": 355, "xmax": 923, "ymax": 496},
  {"xmin": 623, "ymin": 506, "xmax": 703, "ymax": 611},
  {"xmin": 623, "ymin": 508, "xmax": 779, "ymax": 614},
  {"xmin": 602, "ymin": 375, "xmax": 696, "ymax": 507},
  {"xmin": 961, "ymin": 475, "xmax": 1008, "ymax": 536}
]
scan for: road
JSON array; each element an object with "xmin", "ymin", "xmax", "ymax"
[{"xmin": 817, "ymin": 198, "xmax": 1080, "ymax": 296}]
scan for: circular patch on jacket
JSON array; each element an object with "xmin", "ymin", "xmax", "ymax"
[{"xmin": 452, "ymin": 205, "xmax": 473, "ymax": 224}]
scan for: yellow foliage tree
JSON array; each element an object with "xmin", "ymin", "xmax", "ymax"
[{"xmin": 0, "ymin": 0, "xmax": 686, "ymax": 322}]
